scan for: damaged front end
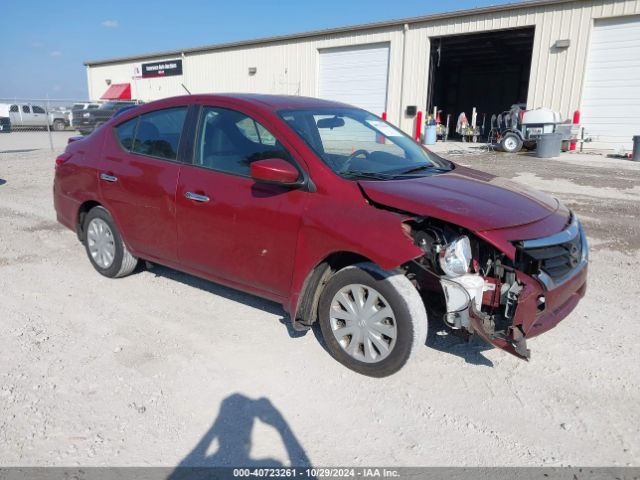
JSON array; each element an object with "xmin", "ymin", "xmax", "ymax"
[{"xmin": 404, "ymin": 214, "xmax": 588, "ymax": 360}]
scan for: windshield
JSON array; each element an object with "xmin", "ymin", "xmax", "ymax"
[{"xmin": 279, "ymin": 108, "xmax": 452, "ymax": 180}]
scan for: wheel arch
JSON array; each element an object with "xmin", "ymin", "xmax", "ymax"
[
  {"xmin": 76, "ymin": 200, "xmax": 103, "ymax": 242},
  {"xmin": 291, "ymin": 251, "xmax": 400, "ymax": 331},
  {"xmin": 502, "ymin": 128, "xmax": 524, "ymax": 140}
]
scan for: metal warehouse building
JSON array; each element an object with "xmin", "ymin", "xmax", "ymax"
[{"xmin": 85, "ymin": 0, "xmax": 640, "ymax": 151}]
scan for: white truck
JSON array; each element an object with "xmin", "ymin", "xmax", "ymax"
[{"xmin": 0, "ymin": 103, "xmax": 68, "ymax": 131}]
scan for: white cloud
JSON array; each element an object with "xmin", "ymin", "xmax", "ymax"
[
  {"xmin": 31, "ymin": 41, "xmax": 44, "ymax": 48},
  {"xmin": 102, "ymin": 19, "xmax": 119, "ymax": 28},
  {"xmin": 50, "ymin": 51, "xmax": 63, "ymax": 57}
]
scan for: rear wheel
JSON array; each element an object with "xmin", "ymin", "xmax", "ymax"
[
  {"xmin": 500, "ymin": 133, "xmax": 523, "ymax": 153},
  {"xmin": 52, "ymin": 119, "xmax": 65, "ymax": 131},
  {"xmin": 83, "ymin": 206, "xmax": 138, "ymax": 278},
  {"xmin": 318, "ymin": 262, "xmax": 428, "ymax": 377}
]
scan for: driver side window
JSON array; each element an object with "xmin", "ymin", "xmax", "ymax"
[{"xmin": 195, "ymin": 107, "xmax": 292, "ymax": 177}]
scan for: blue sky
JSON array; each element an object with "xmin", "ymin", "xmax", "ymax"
[{"xmin": 2, "ymin": 0, "xmax": 517, "ymax": 99}]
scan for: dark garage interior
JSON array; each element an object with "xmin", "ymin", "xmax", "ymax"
[{"xmin": 427, "ymin": 27, "xmax": 535, "ymax": 137}]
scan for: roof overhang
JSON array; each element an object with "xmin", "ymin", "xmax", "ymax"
[
  {"xmin": 100, "ymin": 83, "xmax": 131, "ymax": 100},
  {"xmin": 84, "ymin": 0, "xmax": 577, "ymax": 67}
]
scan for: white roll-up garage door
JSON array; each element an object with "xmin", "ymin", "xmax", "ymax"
[
  {"xmin": 318, "ymin": 43, "xmax": 390, "ymax": 116},
  {"xmin": 581, "ymin": 16, "xmax": 640, "ymax": 151}
]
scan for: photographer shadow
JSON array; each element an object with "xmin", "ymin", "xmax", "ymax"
[{"xmin": 169, "ymin": 394, "xmax": 312, "ymax": 479}]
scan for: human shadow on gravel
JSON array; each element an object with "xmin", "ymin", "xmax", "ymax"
[
  {"xmin": 148, "ymin": 264, "xmax": 309, "ymax": 339},
  {"xmin": 168, "ymin": 394, "xmax": 313, "ymax": 479},
  {"xmin": 0, "ymin": 178, "xmax": 6, "ymax": 186}
]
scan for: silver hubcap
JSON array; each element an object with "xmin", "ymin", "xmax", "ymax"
[
  {"xmin": 504, "ymin": 137, "xmax": 517, "ymax": 150},
  {"xmin": 329, "ymin": 284, "xmax": 397, "ymax": 363},
  {"xmin": 87, "ymin": 218, "xmax": 116, "ymax": 269}
]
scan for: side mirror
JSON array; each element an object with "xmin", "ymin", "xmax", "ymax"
[{"xmin": 250, "ymin": 158, "xmax": 301, "ymax": 185}]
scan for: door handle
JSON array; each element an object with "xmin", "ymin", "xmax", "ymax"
[
  {"xmin": 100, "ymin": 173, "xmax": 118, "ymax": 182},
  {"xmin": 185, "ymin": 192, "xmax": 210, "ymax": 203}
]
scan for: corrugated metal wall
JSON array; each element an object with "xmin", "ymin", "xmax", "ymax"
[
  {"xmin": 399, "ymin": 0, "xmax": 640, "ymax": 134},
  {"xmin": 87, "ymin": 0, "xmax": 640, "ymax": 143}
]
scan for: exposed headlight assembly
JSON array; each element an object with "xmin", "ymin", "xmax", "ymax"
[
  {"xmin": 439, "ymin": 236, "xmax": 472, "ymax": 277},
  {"xmin": 83, "ymin": 112, "xmax": 91, "ymax": 118}
]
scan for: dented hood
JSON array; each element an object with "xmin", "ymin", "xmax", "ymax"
[{"xmin": 358, "ymin": 166, "xmax": 560, "ymax": 232}]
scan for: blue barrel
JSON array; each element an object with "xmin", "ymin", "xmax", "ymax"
[{"xmin": 424, "ymin": 125, "xmax": 437, "ymax": 145}]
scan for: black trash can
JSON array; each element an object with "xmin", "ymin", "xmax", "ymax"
[
  {"xmin": 536, "ymin": 133, "xmax": 563, "ymax": 158},
  {"xmin": 633, "ymin": 135, "xmax": 640, "ymax": 162},
  {"xmin": 0, "ymin": 117, "xmax": 10, "ymax": 133}
]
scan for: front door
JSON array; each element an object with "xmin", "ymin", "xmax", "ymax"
[
  {"xmin": 176, "ymin": 105, "xmax": 307, "ymax": 297},
  {"xmin": 98, "ymin": 106, "xmax": 189, "ymax": 262},
  {"xmin": 8, "ymin": 105, "xmax": 20, "ymax": 126}
]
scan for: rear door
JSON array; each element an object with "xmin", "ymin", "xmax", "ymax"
[
  {"xmin": 20, "ymin": 105, "xmax": 34, "ymax": 126},
  {"xmin": 98, "ymin": 106, "xmax": 189, "ymax": 263},
  {"xmin": 31, "ymin": 105, "xmax": 47, "ymax": 127},
  {"xmin": 175, "ymin": 104, "xmax": 307, "ymax": 297}
]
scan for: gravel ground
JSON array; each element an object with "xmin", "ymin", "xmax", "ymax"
[{"xmin": 0, "ymin": 144, "xmax": 639, "ymax": 468}]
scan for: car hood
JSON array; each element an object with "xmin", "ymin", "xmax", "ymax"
[{"xmin": 358, "ymin": 166, "xmax": 561, "ymax": 232}]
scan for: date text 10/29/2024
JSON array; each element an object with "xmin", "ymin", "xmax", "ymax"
[{"xmin": 233, "ymin": 468, "xmax": 400, "ymax": 478}]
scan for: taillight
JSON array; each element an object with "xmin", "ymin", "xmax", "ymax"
[{"xmin": 55, "ymin": 152, "xmax": 72, "ymax": 167}]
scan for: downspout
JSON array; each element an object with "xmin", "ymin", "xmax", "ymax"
[{"xmin": 398, "ymin": 23, "xmax": 409, "ymax": 127}]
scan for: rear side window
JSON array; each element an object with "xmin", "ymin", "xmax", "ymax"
[
  {"xmin": 22, "ymin": 105, "xmax": 31, "ymax": 114},
  {"xmin": 132, "ymin": 107, "xmax": 187, "ymax": 160},
  {"xmin": 115, "ymin": 117, "xmax": 139, "ymax": 151}
]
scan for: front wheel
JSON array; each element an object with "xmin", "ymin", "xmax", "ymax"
[
  {"xmin": 83, "ymin": 206, "xmax": 138, "ymax": 278},
  {"xmin": 318, "ymin": 262, "xmax": 428, "ymax": 377},
  {"xmin": 500, "ymin": 132, "xmax": 523, "ymax": 153}
]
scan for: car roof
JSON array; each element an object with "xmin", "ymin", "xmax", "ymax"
[{"xmin": 150, "ymin": 93, "xmax": 356, "ymax": 112}]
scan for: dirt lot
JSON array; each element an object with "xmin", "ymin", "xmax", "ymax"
[{"xmin": 0, "ymin": 144, "xmax": 639, "ymax": 467}]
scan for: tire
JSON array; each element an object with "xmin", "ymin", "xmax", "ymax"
[
  {"xmin": 83, "ymin": 206, "xmax": 138, "ymax": 278},
  {"xmin": 52, "ymin": 120, "xmax": 65, "ymax": 131},
  {"xmin": 500, "ymin": 133, "xmax": 523, "ymax": 153},
  {"xmin": 318, "ymin": 262, "xmax": 428, "ymax": 377}
]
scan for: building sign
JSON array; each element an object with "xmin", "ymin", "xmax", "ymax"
[{"xmin": 141, "ymin": 59, "xmax": 183, "ymax": 78}]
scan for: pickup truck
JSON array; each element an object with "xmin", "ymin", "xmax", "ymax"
[
  {"xmin": 73, "ymin": 101, "xmax": 139, "ymax": 135},
  {"xmin": 70, "ymin": 103, "xmax": 100, "ymax": 128},
  {"xmin": 0, "ymin": 103, "xmax": 68, "ymax": 131}
]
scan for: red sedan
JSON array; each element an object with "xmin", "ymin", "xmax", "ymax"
[{"xmin": 53, "ymin": 94, "xmax": 588, "ymax": 377}]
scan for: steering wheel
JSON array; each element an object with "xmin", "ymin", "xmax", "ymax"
[{"xmin": 340, "ymin": 149, "xmax": 370, "ymax": 173}]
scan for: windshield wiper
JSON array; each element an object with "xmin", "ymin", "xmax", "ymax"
[
  {"xmin": 340, "ymin": 170, "xmax": 396, "ymax": 180},
  {"xmin": 395, "ymin": 164, "xmax": 451, "ymax": 175}
]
